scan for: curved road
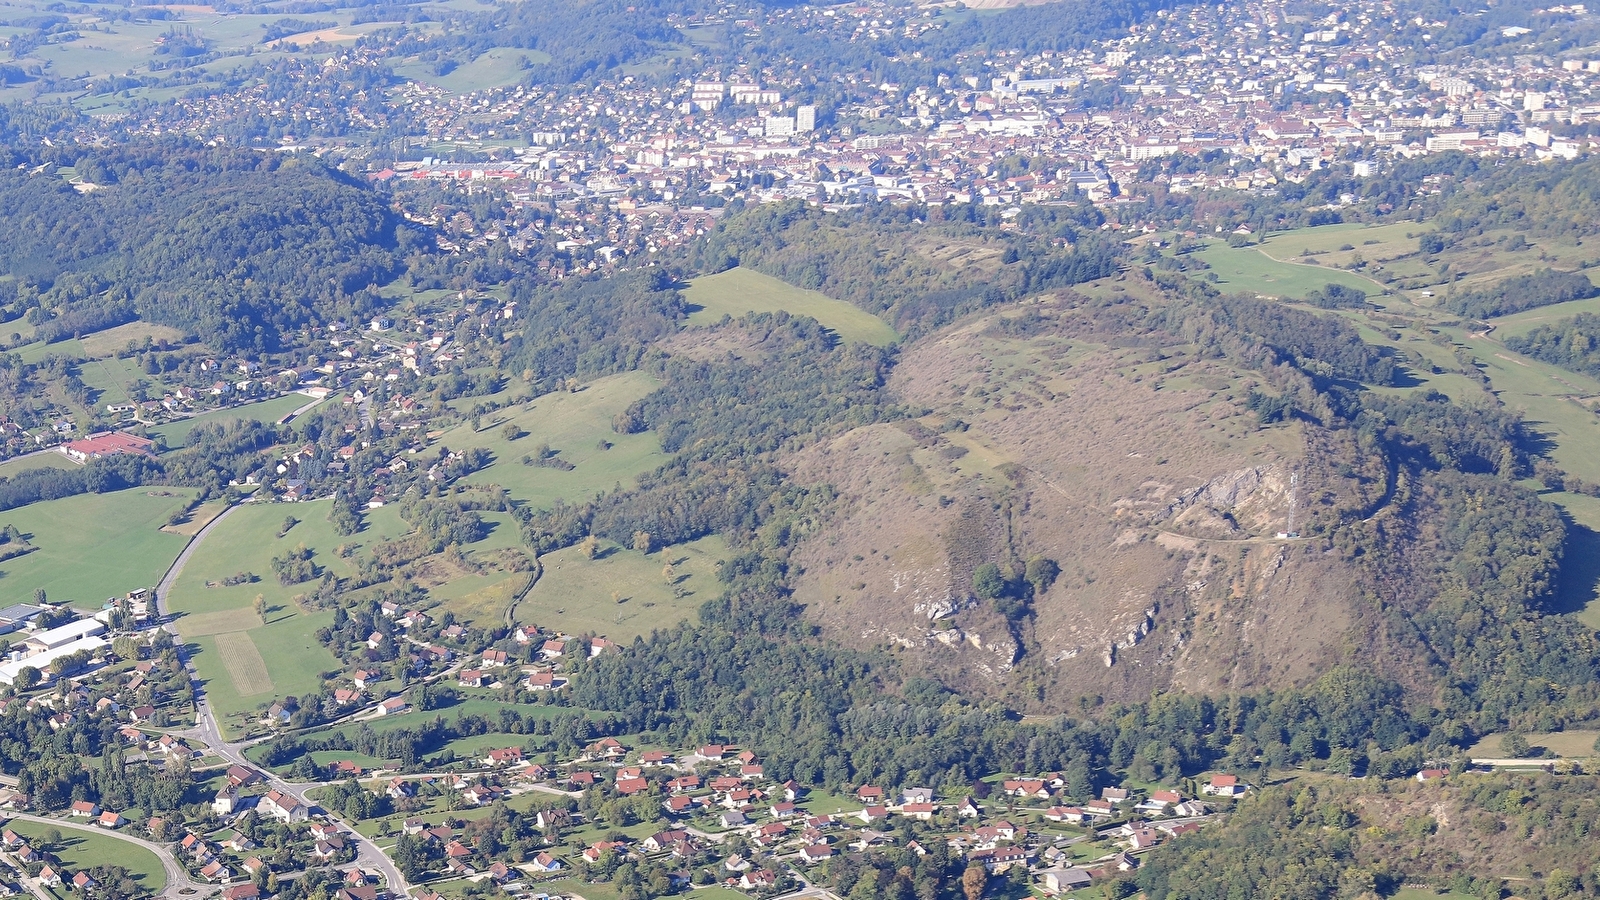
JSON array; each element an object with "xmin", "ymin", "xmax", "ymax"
[
  {"xmin": 154, "ymin": 504, "xmax": 411, "ymax": 898},
  {"xmin": 3, "ymin": 812, "xmax": 212, "ymax": 899}
]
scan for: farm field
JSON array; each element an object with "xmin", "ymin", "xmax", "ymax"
[
  {"xmin": 683, "ymin": 267, "xmax": 901, "ymax": 347},
  {"xmin": 444, "ymin": 370, "xmax": 669, "ymax": 509},
  {"xmin": 1188, "ymin": 240, "xmax": 1385, "ymax": 300},
  {"xmin": 3, "ymin": 819, "xmax": 166, "ymax": 891},
  {"xmin": 515, "ymin": 534, "xmax": 729, "ymax": 641},
  {"xmin": 0, "ymin": 487, "xmax": 196, "ymax": 606},
  {"xmin": 150, "ymin": 393, "xmax": 315, "ymax": 448}
]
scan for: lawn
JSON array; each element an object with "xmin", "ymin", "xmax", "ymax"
[
  {"xmin": 514, "ymin": 535, "xmax": 729, "ymax": 642},
  {"xmin": 1188, "ymin": 240, "xmax": 1386, "ymax": 300},
  {"xmin": 4, "ymin": 819, "xmax": 166, "ymax": 891},
  {"xmin": 443, "ymin": 370, "xmax": 670, "ymax": 510},
  {"xmin": 683, "ymin": 267, "xmax": 901, "ymax": 347},
  {"xmin": 150, "ymin": 393, "xmax": 316, "ymax": 448},
  {"xmin": 0, "ymin": 487, "xmax": 196, "ymax": 606}
]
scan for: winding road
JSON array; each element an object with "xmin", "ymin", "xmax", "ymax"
[{"xmin": 153, "ymin": 503, "xmax": 412, "ymax": 898}]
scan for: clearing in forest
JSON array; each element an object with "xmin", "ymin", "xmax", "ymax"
[{"xmin": 683, "ymin": 267, "xmax": 900, "ymax": 347}]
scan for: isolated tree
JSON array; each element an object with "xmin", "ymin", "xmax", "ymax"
[
  {"xmin": 280, "ymin": 516, "xmax": 298, "ymax": 536},
  {"xmin": 961, "ymin": 863, "xmax": 987, "ymax": 900},
  {"xmin": 254, "ymin": 594, "xmax": 268, "ymax": 618},
  {"xmin": 1024, "ymin": 556, "xmax": 1059, "ymax": 596},
  {"xmin": 632, "ymin": 531, "xmax": 653, "ymax": 554},
  {"xmin": 32, "ymin": 588, "xmax": 44, "ymax": 605},
  {"xmin": 13, "ymin": 667, "xmax": 38, "ymax": 691},
  {"xmin": 1502, "ymin": 733, "xmax": 1530, "ymax": 758},
  {"xmin": 502, "ymin": 423, "xmax": 522, "ymax": 442},
  {"xmin": 579, "ymin": 535, "xmax": 599, "ymax": 560},
  {"xmin": 972, "ymin": 563, "xmax": 1006, "ymax": 600},
  {"xmin": 661, "ymin": 563, "xmax": 676, "ymax": 584}
]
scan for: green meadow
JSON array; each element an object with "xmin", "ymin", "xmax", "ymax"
[
  {"xmin": 683, "ymin": 267, "xmax": 901, "ymax": 347},
  {"xmin": 0, "ymin": 487, "xmax": 196, "ymax": 606},
  {"xmin": 443, "ymin": 370, "xmax": 670, "ymax": 509},
  {"xmin": 515, "ymin": 534, "xmax": 728, "ymax": 641},
  {"xmin": 1189, "ymin": 240, "xmax": 1385, "ymax": 300}
]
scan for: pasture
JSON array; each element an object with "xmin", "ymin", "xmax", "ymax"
[
  {"xmin": 443, "ymin": 370, "xmax": 670, "ymax": 509},
  {"xmin": 77, "ymin": 322, "xmax": 188, "ymax": 358},
  {"xmin": 150, "ymin": 393, "xmax": 314, "ymax": 448},
  {"xmin": 0, "ymin": 452, "xmax": 73, "ymax": 480},
  {"xmin": 515, "ymin": 534, "xmax": 728, "ymax": 641},
  {"xmin": 1188, "ymin": 240, "xmax": 1385, "ymax": 299},
  {"xmin": 4, "ymin": 819, "xmax": 166, "ymax": 890},
  {"xmin": 0, "ymin": 487, "xmax": 195, "ymax": 606},
  {"xmin": 683, "ymin": 267, "xmax": 901, "ymax": 347},
  {"xmin": 1466, "ymin": 730, "xmax": 1599, "ymax": 758}
]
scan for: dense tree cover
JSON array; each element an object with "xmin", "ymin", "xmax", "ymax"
[
  {"xmin": 1136, "ymin": 774, "xmax": 1600, "ymax": 900},
  {"xmin": 0, "ymin": 141, "xmax": 415, "ymax": 351},
  {"xmin": 1445, "ymin": 269, "xmax": 1599, "ymax": 319},
  {"xmin": 1505, "ymin": 312, "xmax": 1600, "ymax": 377},
  {"xmin": 695, "ymin": 200, "xmax": 1120, "ymax": 338},
  {"xmin": 501, "ymin": 268, "xmax": 684, "ymax": 394}
]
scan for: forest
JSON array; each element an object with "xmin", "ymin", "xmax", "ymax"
[
  {"xmin": 0, "ymin": 142, "xmax": 415, "ymax": 351},
  {"xmin": 1445, "ymin": 268, "xmax": 1599, "ymax": 319}
]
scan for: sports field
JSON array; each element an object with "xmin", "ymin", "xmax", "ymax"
[
  {"xmin": 516, "ymin": 534, "xmax": 728, "ymax": 641},
  {"xmin": 4, "ymin": 819, "xmax": 165, "ymax": 891},
  {"xmin": 0, "ymin": 487, "xmax": 195, "ymax": 606},
  {"xmin": 683, "ymin": 267, "xmax": 901, "ymax": 347}
]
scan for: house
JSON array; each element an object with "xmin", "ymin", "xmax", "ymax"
[
  {"xmin": 667, "ymin": 775, "xmax": 700, "ymax": 793},
  {"xmin": 37, "ymin": 867, "xmax": 60, "ymax": 887},
  {"xmin": 535, "ymin": 809, "xmax": 572, "ymax": 831},
  {"xmin": 242, "ymin": 859, "xmax": 267, "ymax": 877},
  {"xmin": 902, "ymin": 802, "xmax": 936, "ymax": 821},
  {"xmin": 970, "ymin": 845, "xmax": 1032, "ymax": 873},
  {"xmin": 462, "ymin": 785, "xmax": 503, "ymax": 805},
  {"xmin": 377, "ymin": 696, "xmax": 409, "ymax": 716},
  {"xmin": 740, "ymin": 870, "xmax": 778, "ymax": 890},
  {"xmin": 334, "ymin": 688, "xmax": 364, "ymax": 706},
  {"xmin": 1202, "ymin": 774, "xmax": 1246, "ymax": 797},
  {"xmin": 73, "ymin": 872, "xmax": 96, "ymax": 890},
  {"xmin": 387, "ymin": 778, "xmax": 416, "ymax": 800},
  {"xmin": 528, "ymin": 852, "xmax": 562, "ymax": 872},
  {"xmin": 366, "ymin": 632, "xmax": 386, "ymax": 650},
  {"xmin": 616, "ymin": 777, "xmax": 649, "ymax": 795},
  {"xmin": 337, "ymin": 887, "xmax": 380, "ymax": 900},
  {"xmin": 486, "ymin": 862, "xmax": 513, "ymax": 883},
  {"xmin": 1004, "ymin": 779, "xmax": 1050, "ymax": 799},
  {"xmin": 641, "ymin": 750, "xmax": 672, "ymax": 766},
  {"xmin": 226, "ymin": 766, "xmax": 265, "ymax": 788},
  {"xmin": 666, "ymin": 796, "xmax": 697, "ymax": 814},
  {"xmin": 458, "ymin": 669, "xmax": 487, "ymax": 688},
  {"xmin": 719, "ymin": 811, "xmax": 748, "ymax": 829},
  {"xmin": 697, "ymin": 744, "xmax": 726, "ymax": 759},
  {"xmin": 223, "ymin": 885, "xmax": 261, "ymax": 900},
  {"xmin": 526, "ymin": 671, "xmax": 566, "ymax": 691},
  {"xmin": 200, "ymin": 860, "xmax": 232, "ymax": 882},
  {"xmin": 856, "ymin": 805, "xmax": 887, "ymax": 824},
  {"xmin": 98, "ymin": 810, "xmax": 126, "ymax": 828},
  {"xmin": 800, "ymin": 844, "xmax": 833, "ymax": 863},
  {"xmin": 259, "ymin": 790, "xmax": 308, "ymax": 823},
  {"xmin": 0, "ymin": 830, "xmax": 17, "ymax": 848},
  {"xmin": 1085, "ymin": 799, "xmax": 1116, "ymax": 818},
  {"xmin": 1041, "ymin": 867, "xmax": 1094, "ymax": 895},
  {"xmin": 484, "ymin": 747, "xmax": 523, "ymax": 767},
  {"xmin": 583, "ymin": 840, "xmax": 627, "ymax": 863},
  {"xmin": 771, "ymin": 800, "xmax": 798, "ymax": 819},
  {"xmin": 482, "ymin": 649, "xmax": 509, "ymax": 667},
  {"xmin": 1416, "ymin": 768, "xmax": 1448, "ymax": 782},
  {"xmin": 539, "ymin": 639, "xmax": 568, "ymax": 659},
  {"xmin": 957, "ymin": 797, "xmax": 982, "ymax": 818},
  {"xmin": 351, "ymin": 670, "xmax": 376, "ymax": 689},
  {"xmin": 590, "ymin": 737, "xmax": 626, "ymax": 759},
  {"xmin": 1102, "ymin": 787, "xmax": 1131, "ymax": 802},
  {"xmin": 856, "ymin": 785, "xmax": 884, "ymax": 804},
  {"xmin": 512, "ymin": 626, "xmax": 538, "ymax": 645},
  {"xmin": 902, "ymin": 787, "xmax": 935, "ymax": 805},
  {"xmin": 643, "ymin": 830, "xmax": 688, "ymax": 852},
  {"xmin": 1046, "ymin": 806, "xmax": 1086, "ymax": 823},
  {"xmin": 70, "ymin": 801, "xmax": 100, "ymax": 817}
]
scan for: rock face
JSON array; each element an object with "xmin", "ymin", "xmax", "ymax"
[{"xmin": 788, "ymin": 296, "xmax": 1401, "ymax": 706}]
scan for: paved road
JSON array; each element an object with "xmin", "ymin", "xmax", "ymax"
[
  {"xmin": 3, "ymin": 812, "xmax": 214, "ymax": 899},
  {"xmin": 153, "ymin": 504, "xmax": 412, "ymax": 898}
]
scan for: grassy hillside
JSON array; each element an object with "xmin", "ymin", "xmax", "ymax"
[
  {"xmin": 0, "ymin": 487, "xmax": 196, "ymax": 606},
  {"xmin": 440, "ymin": 370, "xmax": 669, "ymax": 508},
  {"xmin": 515, "ymin": 534, "xmax": 729, "ymax": 641},
  {"xmin": 684, "ymin": 267, "xmax": 901, "ymax": 347}
]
